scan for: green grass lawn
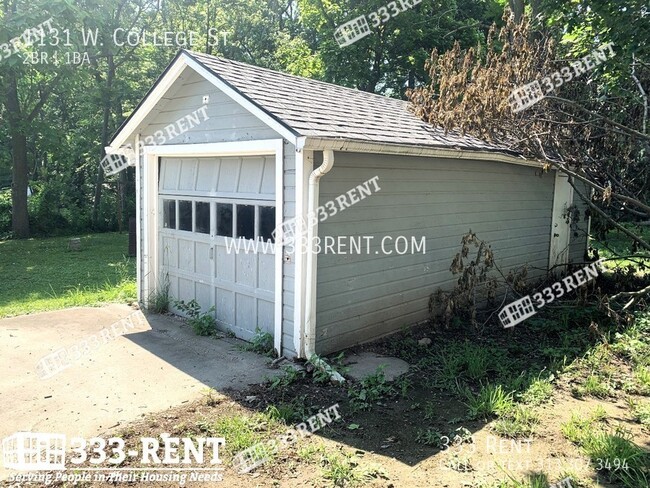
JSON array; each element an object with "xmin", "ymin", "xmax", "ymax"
[
  {"xmin": 0, "ymin": 232, "xmax": 136, "ymax": 317},
  {"xmin": 591, "ymin": 222, "xmax": 650, "ymax": 273}
]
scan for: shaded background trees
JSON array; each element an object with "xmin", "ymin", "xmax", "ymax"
[{"xmin": 0, "ymin": 0, "xmax": 646, "ymax": 241}]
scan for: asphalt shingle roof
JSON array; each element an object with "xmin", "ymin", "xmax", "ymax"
[{"xmin": 186, "ymin": 51, "xmax": 506, "ymax": 153}]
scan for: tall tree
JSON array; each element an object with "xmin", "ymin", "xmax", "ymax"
[{"xmin": 0, "ymin": 0, "xmax": 72, "ymax": 237}]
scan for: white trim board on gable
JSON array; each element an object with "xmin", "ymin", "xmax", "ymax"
[{"xmin": 109, "ymin": 52, "xmax": 298, "ymax": 151}]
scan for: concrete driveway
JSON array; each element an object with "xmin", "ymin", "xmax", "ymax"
[{"xmin": 0, "ymin": 304, "xmax": 279, "ymax": 479}]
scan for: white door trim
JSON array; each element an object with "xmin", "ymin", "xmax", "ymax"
[
  {"xmin": 549, "ymin": 171, "xmax": 573, "ymax": 272},
  {"xmin": 142, "ymin": 139, "xmax": 284, "ymax": 354}
]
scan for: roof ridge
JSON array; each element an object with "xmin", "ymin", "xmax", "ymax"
[{"xmin": 183, "ymin": 49, "xmax": 407, "ymax": 105}]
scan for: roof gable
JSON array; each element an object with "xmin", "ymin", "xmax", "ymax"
[
  {"xmin": 109, "ymin": 51, "xmax": 298, "ymax": 148},
  {"xmin": 111, "ymin": 49, "xmax": 510, "ymax": 155}
]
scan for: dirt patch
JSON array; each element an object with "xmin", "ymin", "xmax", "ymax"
[{"xmin": 3, "ymin": 308, "xmax": 649, "ymax": 488}]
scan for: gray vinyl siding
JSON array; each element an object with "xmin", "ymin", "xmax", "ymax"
[
  {"xmin": 568, "ymin": 180, "xmax": 590, "ymax": 265},
  {"xmin": 315, "ymin": 152, "xmax": 555, "ymax": 354},
  {"xmin": 138, "ymin": 69, "xmax": 278, "ymax": 143}
]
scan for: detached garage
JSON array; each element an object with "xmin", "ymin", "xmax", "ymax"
[{"xmin": 107, "ymin": 50, "xmax": 589, "ymax": 359}]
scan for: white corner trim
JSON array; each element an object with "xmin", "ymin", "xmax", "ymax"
[
  {"xmin": 304, "ymin": 138, "xmax": 542, "ymax": 169},
  {"xmin": 141, "ymin": 152, "xmax": 159, "ymax": 307},
  {"xmin": 549, "ymin": 170, "xmax": 573, "ymax": 271},
  {"xmin": 134, "ymin": 134, "xmax": 142, "ymax": 305}
]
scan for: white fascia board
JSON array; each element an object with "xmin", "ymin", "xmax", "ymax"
[
  {"xmin": 183, "ymin": 54, "xmax": 299, "ymax": 146},
  {"xmin": 303, "ymin": 138, "xmax": 542, "ymax": 169},
  {"xmin": 110, "ymin": 57, "xmax": 188, "ymax": 150},
  {"xmin": 142, "ymin": 140, "xmax": 283, "ymax": 157}
]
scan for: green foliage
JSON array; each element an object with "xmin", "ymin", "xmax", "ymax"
[
  {"xmin": 307, "ymin": 352, "xmax": 348, "ymax": 384},
  {"xmin": 562, "ymin": 411, "xmax": 650, "ymax": 488},
  {"xmin": 267, "ymin": 365, "xmax": 306, "ymax": 390},
  {"xmin": 265, "ymin": 395, "xmax": 311, "ymax": 424},
  {"xmin": 320, "ymin": 451, "xmax": 360, "ymax": 486},
  {"xmin": 423, "ymin": 401, "xmax": 437, "ymax": 421},
  {"xmin": 394, "ymin": 374, "xmax": 414, "ymax": 397},
  {"xmin": 0, "ymin": 0, "xmax": 497, "ymax": 239},
  {"xmin": 572, "ymin": 374, "xmax": 612, "ymax": 399},
  {"xmin": 491, "ymin": 404, "xmax": 539, "ymax": 438},
  {"xmin": 518, "ymin": 375, "xmax": 554, "ymax": 406},
  {"xmin": 297, "ymin": 442, "xmax": 325, "ymax": 462},
  {"xmin": 173, "ymin": 299, "xmax": 216, "ymax": 336},
  {"xmin": 627, "ymin": 399, "xmax": 650, "ymax": 428},
  {"xmin": 213, "ymin": 412, "xmax": 281, "ymax": 454},
  {"xmin": 415, "ymin": 428, "xmax": 448, "ymax": 448},
  {"xmin": 347, "ymin": 368, "xmax": 396, "ymax": 413},
  {"xmin": 0, "ymin": 189, "xmax": 12, "ymax": 238},
  {"xmin": 147, "ymin": 279, "xmax": 170, "ymax": 314},
  {"xmin": 242, "ymin": 326, "xmax": 275, "ymax": 357},
  {"xmin": 319, "ymin": 451, "xmax": 386, "ymax": 486},
  {"xmin": 437, "ymin": 340, "xmax": 507, "ymax": 386},
  {"xmin": 201, "ymin": 388, "xmax": 225, "ymax": 407},
  {"xmin": 463, "ymin": 384, "xmax": 515, "ymax": 420}
]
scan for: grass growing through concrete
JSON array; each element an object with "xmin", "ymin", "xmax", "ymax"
[{"xmin": 0, "ymin": 233, "xmax": 136, "ymax": 317}]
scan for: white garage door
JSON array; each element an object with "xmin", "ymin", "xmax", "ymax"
[{"xmin": 158, "ymin": 155, "xmax": 276, "ymax": 341}]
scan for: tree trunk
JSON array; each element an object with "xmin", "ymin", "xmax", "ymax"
[
  {"xmin": 508, "ymin": 0, "xmax": 524, "ymax": 23},
  {"xmin": 92, "ymin": 57, "xmax": 115, "ymax": 228},
  {"xmin": 5, "ymin": 70, "xmax": 29, "ymax": 238}
]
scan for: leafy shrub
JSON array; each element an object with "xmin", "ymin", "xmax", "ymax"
[
  {"xmin": 174, "ymin": 299, "xmax": 216, "ymax": 336},
  {"xmin": 348, "ymin": 368, "xmax": 396, "ymax": 412},
  {"xmin": 242, "ymin": 326, "xmax": 275, "ymax": 356}
]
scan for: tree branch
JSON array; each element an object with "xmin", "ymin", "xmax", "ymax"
[
  {"xmin": 545, "ymin": 96, "xmax": 650, "ymax": 142},
  {"xmin": 569, "ymin": 178, "xmax": 650, "ymax": 252}
]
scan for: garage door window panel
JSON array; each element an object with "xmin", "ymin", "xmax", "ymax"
[
  {"xmin": 259, "ymin": 206, "xmax": 275, "ymax": 242},
  {"xmin": 236, "ymin": 205, "xmax": 255, "ymax": 240},
  {"xmin": 163, "ymin": 199, "xmax": 177, "ymax": 229},
  {"xmin": 179, "ymin": 200, "xmax": 193, "ymax": 231},
  {"xmin": 217, "ymin": 203, "xmax": 233, "ymax": 237},
  {"xmin": 195, "ymin": 201, "xmax": 211, "ymax": 234}
]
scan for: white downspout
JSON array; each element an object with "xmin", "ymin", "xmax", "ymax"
[
  {"xmin": 304, "ymin": 149, "xmax": 334, "ymax": 358},
  {"xmin": 303, "ymin": 150, "xmax": 344, "ymax": 383}
]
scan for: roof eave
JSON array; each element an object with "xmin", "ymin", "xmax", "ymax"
[{"xmin": 301, "ymin": 137, "xmax": 541, "ymax": 168}]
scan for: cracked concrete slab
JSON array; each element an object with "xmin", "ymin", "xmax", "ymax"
[
  {"xmin": 344, "ymin": 352, "xmax": 410, "ymax": 382},
  {"xmin": 0, "ymin": 304, "xmax": 280, "ymax": 479}
]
